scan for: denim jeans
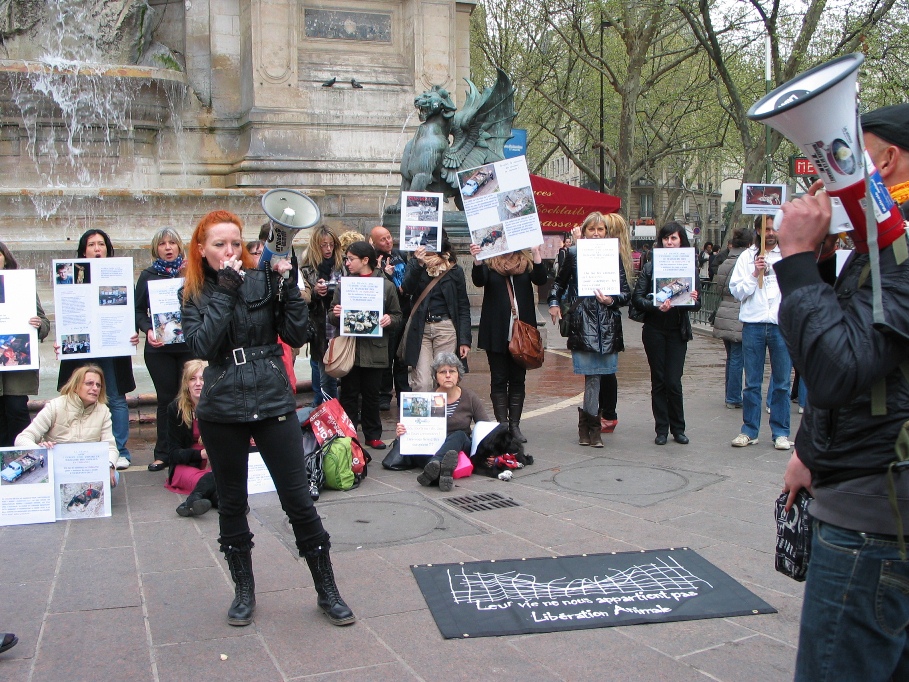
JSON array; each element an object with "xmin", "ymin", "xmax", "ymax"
[
  {"xmin": 795, "ymin": 520, "xmax": 909, "ymax": 681},
  {"xmin": 723, "ymin": 339, "xmax": 743, "ymax": 405},
  {"xmin": 95, "ymin": 357, "xmax": 130, "ymax": 460},
  {"xmin": 311, "ymin": 357, "xmax": 337, "ymax": 406},
  {"xmin": 741, "ymin": 322, "xmax": 791, "ymax": 439}
]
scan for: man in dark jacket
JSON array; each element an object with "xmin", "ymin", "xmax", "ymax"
[
  {"xmin": 779, "ymin": 102, "xmax": 909, "ymax": 681},
  {"xmin": 370, "ymin": 226, "xmax": 411, "ymax": 410}
]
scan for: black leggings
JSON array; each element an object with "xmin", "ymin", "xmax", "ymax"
[
  {"xmin": 198, "ymin": 414, "xmax": 328, "ymax": 552},
  {"xmin": 145, "ymin": 348, "xmax": 193, "ymax": 459},
  {"xmin": 598, "ymin": 374, "xmax": 618, "ymax": 420},
  {"xmin": 487, "ymin": 350, "xmax": 527, "ymax": 395}
]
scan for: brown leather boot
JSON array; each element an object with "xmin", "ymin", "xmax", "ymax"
[
  {"xmin": 578, "ymin": 408, "xmax": 590, "ymax": 446},
  {"xmin": 588, "ymin": 411, "xmax": 604, "ymax": 448}
]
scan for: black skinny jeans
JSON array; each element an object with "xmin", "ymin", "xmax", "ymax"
[
  {"xmin": 641, "ymin": 324, "xmax": 688, "ymax": 436},
  {"xmin": 198, "ymin": 414, "xmax": 328, "ymax": 552},
  {"xmin": 145, "ymin": 348, "xmax": 193, "ymax": 459},
  {"xmin": 598, "ymin": 374, "xmax": 618, "ymax": 421},
  {"xmin": 340, "ymin": 365, "xmax": 384, "ymax": 441},
  {"xmin": 486, "ymin": 350, "xmax": 527, "ymax": 396}
]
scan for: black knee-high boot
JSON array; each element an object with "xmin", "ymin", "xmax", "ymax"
[
  {"xmin": 490, "ymin": 392, "xmax": 508, "ymax": 424},
  {"xmin": 223, "ymin": 540, "xmax": 255, "ymax": 626},
  {"xmin": 301, "ymin": 541, "xmax": 355, "ymax": 626},
  {"xmin": 508, "ymin": 391, "xmax": 527, "ymax": 443}
]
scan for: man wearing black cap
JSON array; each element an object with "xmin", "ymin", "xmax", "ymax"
[{"xmin": 776, "ymin": 103, "xmax": 909, "ymax": 681}]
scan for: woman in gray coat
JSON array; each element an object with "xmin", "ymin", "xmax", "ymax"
[
  {"xmin": 0, "ymin": 242, "xmax": 51, "ymax": 446},
  {"xmin": 711, "ymin": 227, "xmax": 754, "ymax": 409}
]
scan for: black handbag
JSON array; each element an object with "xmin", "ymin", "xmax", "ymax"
[
  {"xmin": 381, "ymin": 439, "xmax": 420, "ymax": 470},
  {"xmin": 559, "ymin": 299, "xmax": 581, "ymax": 338},
  {"xmin": 628, "ymin": 301, "xmax": 646, "ymax": 323},
  {"xmin": 774, "ymin": 489, "xmax": 812, "ymax": 582}
]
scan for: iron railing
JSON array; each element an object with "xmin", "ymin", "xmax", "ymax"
[{"xmin": 691, "ymin": 281, "xmax": 722, "ymax": 326}]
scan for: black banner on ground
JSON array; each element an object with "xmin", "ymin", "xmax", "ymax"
[{"xmin": 411, "ymin": 548, "xmax": 776, "ymax": 639}]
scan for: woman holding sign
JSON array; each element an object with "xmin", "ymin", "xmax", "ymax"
[
  {"xmin": 0, "ymin": 242, "xmax": 51, "ymax": 447},
  {"xmin": 328, "ymin": 240, "xmax": 402, "ymax": 449},
  {"xmin": 182, "ymin": 210, "xmax": 355, "ymax": 628},
  {"xmin": 631, "ymin": 222, "xmax": 701, "ymax": 445},
  {"xmin": 548, "ymin": 212, "xmax": 632, "ymax": 448},
  {"xmin": 135, "ymin": 228, "xmax": 193, "ymax": 472},
  {"xmin": 470, "ymin": 244, "xmax": 547, "ymax": 443}
]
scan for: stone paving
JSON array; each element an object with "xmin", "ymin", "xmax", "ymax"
[{"xmin": 0, "ymin": 313, "xmax": 803, "ymax": 681}]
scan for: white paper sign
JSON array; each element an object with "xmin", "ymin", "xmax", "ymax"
[
  {"xmin": 460, "ymin": 156, "xmax": 544, "ymax": 260},
  {"xmin": 247, "ymin": 450, "xmax": 277, "ymax": 495},
  {"xmin": 53, "ymin": 257, "xmax": 137, "ymax": 358},
  {"xmin": 742, "ymin": 183, "xmax": 787, "ymax": 215},
  {"xmin": 0, "ymin": 446, "xmax": 55, "ymax": 526},
  {"xmin": 0, "ymin": 270, "xmax": 39, "ymax": 372},
  {"xmin": 652, "ymin": 248, "xmax": 697, "ymax": 306},
  {"xmin": 575, "ymin": 239, "xmax": 622, "ymax": 296},
  {"xmin": 147, "ymin": 278, "xmax": 185, "ymax": 345},
  {"xmin": 53, "ymin": 442, "xmax": 112, "ymax": 520},
  {"xmin": 835, "ymin": 249, "xmax": 853, "ymax": 276},
  {"xmin": 399, "ymin": 392, "xmax": 448, "ymax": 455},
  {"xmin": 340, "ymin": 276, "xmax": 384, "ymax": 337},
  {"xmin": 400, "ymin": 192, "xmax": 443, "ymax": 251}
]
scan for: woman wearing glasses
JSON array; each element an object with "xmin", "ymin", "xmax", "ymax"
[{"xmin": 328, "ymin": 241, "xmax": 402, "ymax": 449}]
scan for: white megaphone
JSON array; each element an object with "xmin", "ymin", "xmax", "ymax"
[
  {"xmin": 260, "ymin": 189, "xmax": 321, "ymax": 268},
  {"xmin": 748, "ymin": 53, "xmax": 905, "ymax": 252}
]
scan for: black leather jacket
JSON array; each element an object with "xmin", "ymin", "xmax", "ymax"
[
  {"xmin": 182, "ymin": 266, "xmax": 309, "ymax": 423},
  {"xmin": 631, "ymin": 260, "xmax": 701, "ymax": 341},
  {"xmin": 548, "ymin": 246, "xmax": 631, "ymax": 354}
]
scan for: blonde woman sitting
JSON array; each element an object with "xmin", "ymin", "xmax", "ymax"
[{"xmin": 16, "ymin": 365, "xmax": 119, "ymax": 489}]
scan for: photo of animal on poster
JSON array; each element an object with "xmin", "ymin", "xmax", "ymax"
[
  {"xmin": 470, "ymin": 224, "xmax": 509, "ymax": 259},
  {"xmin": 404, "ymin": 194, "xmax": 441, "ymax": 223},
  {"xmin": 458, "ymin": 164, "xmax": 498, "ymax": 199},
  {"xmin": 497, "ymin": 186, "xmax": 536, "ymax": 221},
  {"xmin": 343, "ymin": 309, "xmax": 381, "ymax": 336},
  {"xmin": 153, "ymin": 311, "xmax": 184, "ymax": 345},
  {"xmin": 0, "ymin": 334, "xmax": 31, "ymax": 368},
  {"xmin": 742, "ymin": 183, "xmax": 787, "ymax": 215},
  {"xmin": 59, "ymin": 480, "xmax": 106, "ymax": 518}
]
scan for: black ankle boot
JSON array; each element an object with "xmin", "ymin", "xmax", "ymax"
[
  {"xmin": 508, "ymin": 391, "xmax": 527, "ymax": 443},
  {"xmin": 223, "ymin": 543, "xmax": 256, "ymax": 626},
  {"xmin": 302, "ymin": 545, "xmax": 356, "ymax": 626}
]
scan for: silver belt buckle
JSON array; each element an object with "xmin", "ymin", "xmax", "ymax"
[{"xmin": 232, "ymin": 347, "xmax": 247, "ymax": 365}]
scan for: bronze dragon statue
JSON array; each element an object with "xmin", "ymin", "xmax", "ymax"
[{"xmin": 387, "ymin": 69, "xmax": 516, "ymax": 212}]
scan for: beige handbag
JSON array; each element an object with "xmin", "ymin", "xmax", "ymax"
[{"xmin": 323, "ymin": 335, "xmax": 356, "ymax": 378}]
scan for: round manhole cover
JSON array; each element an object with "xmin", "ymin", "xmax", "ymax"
[
  {"xmin": 297, "ymin": 500, "xmax": 446, "ymax": 545},
  {"xmin": 553, "ymin": 464, "xmax": 689, "ymax": 496}
]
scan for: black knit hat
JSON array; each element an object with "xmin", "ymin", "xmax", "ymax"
[{"xmin": 861, "ymin": 103, "xmax": 909, "ymax": 152}]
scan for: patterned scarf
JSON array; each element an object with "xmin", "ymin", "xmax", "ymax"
[
  {"xmin": 487, "ymin": 251, "xmax": 530, "ymax": 276},
  {"xmin": 423, "ymin": 252, "xmax": 453, "ymax": 278},
  {"xmin": 152, "ymin": 255, "xmax": 184, "ymax": 277}
]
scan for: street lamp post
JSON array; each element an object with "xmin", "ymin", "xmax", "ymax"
[{"xmin": 599, "ymin": 20, "xmax": 612, "ymax": 194}]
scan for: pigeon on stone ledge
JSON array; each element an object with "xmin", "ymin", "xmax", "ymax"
[
  {"xmin": 321, "ymin": 77, "xmax": 336, "ymax": 87},
  {"xmin": 351, "ymin": 78, "xmax": 364, "ymax": 89}
]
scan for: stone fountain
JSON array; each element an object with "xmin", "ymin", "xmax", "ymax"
[{"xmin": 0, "ymin": 0, "xmax": 477, "ymax": 268}]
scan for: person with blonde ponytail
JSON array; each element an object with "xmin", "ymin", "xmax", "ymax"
[{"xmin": 470, "ymin": 244, "xmax": 548, "ymax": 442}]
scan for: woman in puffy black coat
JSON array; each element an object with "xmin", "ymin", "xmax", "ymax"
[
  {"xmin": 631, "ymin": 221, "xmax": 701, "ymax": 446},
  {"xmin": 181, "ymin": 209, "xmax": 354, "ymax": 629},
  {"xmin": 471, "ymin": 244, "xmax": 547, "ymax": 443},
  {"xmin": 548, "ymin": 212, "xmax": 631, "ymax": 448}
]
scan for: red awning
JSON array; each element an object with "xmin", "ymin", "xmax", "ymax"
[{"xmin": 530, "ymin": 174, "xmax": 621, "ymax": 233}]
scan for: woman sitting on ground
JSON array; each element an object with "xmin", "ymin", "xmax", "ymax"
[
  {"xmin": 395, "ymin": 352, "xmax": 489, "ymax": 492},
  {"xmin": 163, "ymin": 359, "xmax": 218, "ymax": 517},
  {"xmin": 16, "ymin": 365, "xmax": 119, "ymax": 489}
]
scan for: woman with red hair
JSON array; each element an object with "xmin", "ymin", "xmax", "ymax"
[{"xmin": 181, "ymin": 210, "xmax": 354, "ymax": 629}]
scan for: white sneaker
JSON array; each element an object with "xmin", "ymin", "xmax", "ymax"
[
  {"xmin": 766, "ymin": 406, "xmax": 771, "ymax": 414},
  {"xmin": 798, "ymin": 407, "xmax": 804, "ymax": 414},
  {"xmin": 774, "ymin": 436, "xmax": 792, "ymax": 450},
  {"xmin": 731, "ymin": 433, "xmax": 758, "ymax": 447},
  {"xmin": 116, "ymin": 456, "xmax": 131, "ymax": 470}
]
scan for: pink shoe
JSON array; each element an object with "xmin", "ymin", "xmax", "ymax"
[{"xmin": 600, "ymin": 418, "xmax": 618, "ymax": 434}]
